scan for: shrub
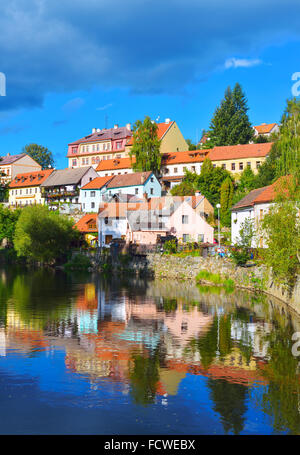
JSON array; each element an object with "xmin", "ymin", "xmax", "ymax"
[{"xmin": 64, "ymin": 253, "xmax": 92, "ymax": 271}]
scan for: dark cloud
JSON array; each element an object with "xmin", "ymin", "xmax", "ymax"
[{"xmin": 0, "ymin": 0, "xmax": 299, "ymax": 110}]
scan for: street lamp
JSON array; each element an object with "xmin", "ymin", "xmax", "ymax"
[{"xmin": 216, "ymin": 203, "xmax": 221, "ymax": 255}]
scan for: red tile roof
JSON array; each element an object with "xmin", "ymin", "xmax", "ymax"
[
  {"xmin": 96, "ymin": 157, "xmax": 134, "ymax": 172},
  {"xmin": 81, "ymin": 175, "xmax": 114, "ymax": 190},
  {"xmin": 126, "ymin": 121, "xmax": 174, "ymax": 146},
  {"xmin": 9, "ymin": 169, "xmax": 54, "ymax": 188},
  {"xmin": 207, "ymin": 142, "xmax": 272, "ymax": 161},
  {"xmin": 106, "ymin": 171, "xmax": 153, "ymax": 188},
  {"xmin": 74, "ymin": 213, "xmax": 98, "ymax": 233},
  {"xmin": 162, "ymin": 150, "xmax": 208, "ymax": 165},
  {"xmin": 254, "ymin": 123, "xmax": 277, "ymax": 134}
]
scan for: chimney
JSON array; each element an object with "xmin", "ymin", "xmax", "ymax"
[
  {"xmin": 165, "ymin": 118, "xmax": 171, "ymax": 124},
  {"xmin": 126, "ymin": 123, "xmax": 131, "ymax": 131},
  {"xmin": 6, "ymin": 153, "xmax": 10, "ymax": 157},
  {"xmin": 97, "ymin": 128, "xmax": 101, "ymax": 132},
  {"xmin": 92, "ymin": 128, "xmax": 97, "ymax": 134},
  {"xmin": 114, "ymin": 124, "xmax": 119, "ymax": 129}
]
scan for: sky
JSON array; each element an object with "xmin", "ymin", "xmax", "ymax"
[{"xmin": 0, "ymin": 0, "xmax": 300, "ymax": 169}]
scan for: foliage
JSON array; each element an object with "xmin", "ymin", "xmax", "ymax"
[
  {"xmin": 208, "ymin": 83, "xmax": 254, "ymax": 146},
  {"xmin": 231, "ymin": 218, "xmax": 255, "ymax": 266},
  {"xmin": 163, "ymin": 239, "xmax": 177, "ymax": 254},
  {"xmin": 220, "ymin": 177, "xmax": 234, "ymax": 227},
  {"xmin": 186, "ymin": 139, "xmax": 197, "ymax": 150},
  {"xmin": 196, "ymin": 270, "xmax": 223, "ymax": 284},
  {"xmin": 129, "ymin": 352, "xmax": 160, "ymax": 406},
  {"xmin": 197, "ymin": 158, "xmax": 233, "ymax": 207},
  {"xmin": 23, "ymin": 143, "xmax": 55, "ymax": 170},
  {"xmin": 170, "ymin": 179, "xmax": 195, "ymax": 196},
  {"xmin": 129, "ymin": 116, "xmax": 161, "ymax": 174},
  {"xmin": 253, "ymin": 134, "xmax": 270, "ymax": 143},
  {"xmin": 13, "ymin": 205, "xmax": 79, "ymax": 263},
  {"xmin": 0, "ymin": 206, "xmax": 21, "ymax": 245},
  {"xmin": 64, "ymin": 253, "xmax": 92, "ymax": 271},
  {"xmin": 260, "ymin": 174, "xmax": 300, "ymax": 287}
]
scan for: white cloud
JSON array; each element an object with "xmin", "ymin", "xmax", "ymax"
[
  {"xmin": 96, "ymin": 103, "xmax": 113, "ymax": 111},
  {"xmin": 225, "ymin": 58, "xmax": 263, "ymax": 69}
]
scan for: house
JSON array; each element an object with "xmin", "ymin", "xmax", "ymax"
[
  {"xmin": 104, "ymin": 171, "xmax": 161, "ymax": 200},
  {"xmin": 67, "ymin": 124, "xmax": 133, "ymax": 169},
  {"xmin": 0, "ymin": 153, "xmax": 42, "ymax": 183},
  {"xmin": 253, "ymin": 123, "xmax": 279, "ymax": 138},
  {"xmin": 160, "ymin": 150, "xmax": 208, "ymax": 190},
  {"xmin": 126, "ymin": 209, "xmax": 168, "ymax": 245},
  {"xmin": 231, "ymin": 177, "xmax": 289, "ymax": 247},
  {"xmin": 8, "ymin": 169, "xmax": 54, "ymax": 207},
  {"xmin": 125, "ymin": 119, "xmax": 188, "ymax": 155},
  {"xmin": 74, "ymin": 213, "xmax": 98, "ymax": 246},
  {"xmin": 40, "ymin": 166, "xmax": 98, "ymax": 210},
  {"xmin": 96, "ymin": 157, "xmax": 134, "ymax": 178},
  {"xmin": 79, "ymin": 175, "xmax": 115, "ymax": 213},
  {"xmin": 207, "ymin": 142, "xmax": 272, "ymax": 175}
]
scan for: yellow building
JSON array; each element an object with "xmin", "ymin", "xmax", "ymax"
[{"xmin": 9, "ymin": 169, "xmax": 54, "ymax": 207}]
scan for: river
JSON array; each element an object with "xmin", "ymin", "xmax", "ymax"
[{"xmin": 0, "ymin": 265, "xmax": 299, "ymax": 435}]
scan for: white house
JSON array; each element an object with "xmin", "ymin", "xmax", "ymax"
[
  {"xmin": 253, "ymin": 123, "xmax": 279, "ymax": 138},
  {"xmin": 79, "ymin": 175, "xmax": 114, "ymax": 212}
]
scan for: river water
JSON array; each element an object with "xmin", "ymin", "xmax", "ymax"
[{"xmin": 0, "ymin": 266, "xmax": 300, "ymax": 435}]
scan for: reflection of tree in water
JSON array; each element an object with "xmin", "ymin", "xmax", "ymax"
[
  {"xmin": 129, "ymin": 349, "xmax": 160, "ymax": 406},
  {"xmin": 255, "ymin": 323, "xmax": 300, "ymax": 434},
  {"xmin": 207, "ymin": 378, "xmax": 247, "ymax": 434}
]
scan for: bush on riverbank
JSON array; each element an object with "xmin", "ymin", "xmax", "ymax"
[
  {"xmin": 196, "ymin": 269, "xmax": 235, "ymax": 292},
  {"xmin": 64, "ymin": 253, "xmax": 92, "ymax": 271}
]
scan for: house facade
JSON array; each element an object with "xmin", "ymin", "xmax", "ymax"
[
  {"xmin": 8, "ymin": 169, "xmax": 54, "ymax": 206},
  {"xmin": 67, "ymin": 124, "xmax": 133, "ymax": 169},
  {"xmin": 79, "ymin": 176, "xmax": 114, "ymax": 213},
  {"xmin": 96, "ymin": 157, "xmax": 134, "ymax": 178},
  {"xmin": 41, "ymin": 167, "xmax": 98, "ymax": 210},
  {"xmin": 253, "ymin": 123, "xmax": 279, "ymax": 138},
  {"xmin": 0, "ymin": 153, "xmax": 42, "ymax": 184}
]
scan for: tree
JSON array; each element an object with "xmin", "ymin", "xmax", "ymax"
[
  {"xmin": 231, "ymin": 218, "xmax": 255, "ymax": 266},
  {"xmin": 197, "ymin": 158, "xmax": 233, "ymax": 207},
  {"xmin": 220, "ymin": 177, "xmax": 234, "ymax": 227},
  {"xmin": 186, "ymin": 139, "xmax": 196, "ymax": 151},
  {"xmin": 13, "ymin": 205, "xmax": 78, "ymax": 263},
  {"xmin": 23, "ymin": 144, "xmax": 55, "ymax": 170},
  {"xmin": 209, "ymin": 83, "xmax": 254, "ymax": 146},
  {"xmin": 0, "ymin": 206, "xmax": 21, "ymax": 246},
  {"xmin": 260, "ymin": 174, "xmax": 300, "ymax": 288},
  {"xmin": 129, "ymin": 117, "xmax": 161, "ymax": 174},
  {"xmin": 170, "ymin": 180, "xmax": 195, "ymax": 196}
]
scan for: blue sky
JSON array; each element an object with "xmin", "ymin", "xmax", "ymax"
[{"xmin": 0, "ymin": 0, "xmax": 300, "ymax": 169}]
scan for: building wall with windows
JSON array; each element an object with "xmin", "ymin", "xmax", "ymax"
[
  {"xmin": 79, "ymin": 187, "xmax": 109, "ymax": 213},
  {"xmin": 105, "ymin": 174, "xmax": 161, "ymax": 199},
  {"xmin": 210, "ymin": 156, "xmax": 264, "ymax": 175}
]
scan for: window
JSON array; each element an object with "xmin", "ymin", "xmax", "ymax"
[
  {"xmin": 84, "ymin": 191, "xmax": 87, "ymax": 197},
  {"xmin": 91, "ymin": 191, "xmax": 96, "ymax": 197},
  {"xmin": 116, "ymin": 141, "xmax": 122, "ymax": 149},
  {"xmin": 135, "ymin": 188, "xmax": 139, "ymax": 195},
  {"xmin": 191, "ymin": 166, "xmax": 196, "ymax": 172},
  {"xmin": 247, "ymin": 162, "xmax": 251, "ymax": 168},
  {"xmin": 213, "ymin": 164, "xmax": 216, "ymax": 168},
  {"xmin": 183, "ymin": 234, "xmax": 189, "ymax": 242},
  {"xmin": 72, "ymin": 159, "xmax": 77, "ymax": 167},
  {"xmin": 150, "ymin": 188, "xmax": 154, "ymax": 195},
  {"xmin": 222, "ymin": 163, "xmax": 226, "ymax": 169},
  {"xmin": 174, "ymin": 167, "xmax": 178, "ymax": 173},
  {"xmin": 150, "ymin": 177, "xmax": 154, "ymax": 182},
  {"xmin": 231, "ymin": 163, "xmax": 235, "ymax": 171},
  {"xmin": 198, "ymin": 234, "xmax": 204, "ymax": 242},
  {"xmin": 92, "ymin": 157, "xmax": 96, "ymax": 164},
  {"xmin": 182, "ymin": 215, "xmax": 188, "ymax": 224},
  {"xmin": 239, "ymin": 162, "xmax": 243, "ymax": 170},
  {"xmin": 91, "ymin": 202, "xmax": 95, "ymax": 209},
  {"xmin": 11, "ymin": 190, "xmax": 13, "ymax": 195},
  {"xmin": 256, "ymin": 161, "xmax": 261, "ymax": 168},
  {"xmin": 35, "ymin": 188, "xmax": 37, "ymax": 193},
  {"xmin": 83, "ymin": 203, "xmax": 85, "ymax": 209}
]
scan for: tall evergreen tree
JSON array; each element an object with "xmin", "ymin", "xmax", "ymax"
[
  {"xmin": 129, "ymin": 116, "xmax": 161, "ymax": 175},
  {"xmin": 209, "ymin": 83, "xmax": 253, "ymax": 146}
]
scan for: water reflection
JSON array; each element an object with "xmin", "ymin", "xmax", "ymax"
[{"xmin": 0, "ymin": 267, "xmax": 300, "ymax": 434}]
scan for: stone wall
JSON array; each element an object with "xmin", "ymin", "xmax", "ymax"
[{"xmin": 124, "ymin": 253, "xmax": 300, "ymax": 312}]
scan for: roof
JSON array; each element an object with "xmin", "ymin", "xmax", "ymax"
[
  {"xmin": 96, "ymin": 157, "xmax": 134, "ymax": 172},
  {"xmin": 254, "ymin": 123, "xmax": 277, "ymax": 134},
  {"xmin": 41, "ymin": 167, "xmax": 94, "ymax": 187},
  {"xmin": 126, "ymin": 121, "xmax": 174, "ymax": 146},
  {"xmin": 81, "ymin": 175, "xmax": 114, "ymax": 190},
  {"xmin": 74, "ymin": 214, "xmax": 98, "ymax": 233},
  {"xmin": 231, "ymin": 176, "xmax": 292, "ymax": 210},
  {"xmin": 69, "ymin": 126, "xmax": 132, "ymax": 146},
  {"xmin": 207, "ymin": 142, "xmax": 272, "ymax": 161},
  {"xmin": 0, "ymin": 153, "xmax": 27, "ymax": 165},
  {"xmin": 162, "ymin": 150, "xmax": 208, "ymax": 165},
  {"xmin": 9, "ymin": 169, "xmax": 54, "ymax": 188},
  {"xmin": 106, "ymin": 171, "xmax": 153, "ymax": 189}
]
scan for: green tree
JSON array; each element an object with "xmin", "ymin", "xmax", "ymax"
[
  {"xmin": 209, "ymin": 83, "xmax": 253, "ymax": 146},
  {"xmin": 23, "ymin": 144, "xmax": 55, "ymax": 170},
  {"xmin": 129, "ymin": 117, "xmax": 161, "ymax": 174},
  {"xmin": 13, "ymin": 205, "xmax": 78, "ymax": 263},
  {"xmin": 260, "ymin": 174, "xmax": 300, "ymax": 287},
  {"xmin": 170, "ymin": 180, "xmax": 195, "ymax": 196},
  {"xmin": 220, "ymin": 177, "xmax": 234, "ymax": 227},
  {"xmin": 0, "ymin": 206, "xmax": 21, "ymax": 246},
  {"xmin": 186, "ymin": 139, "xmax": 197, "ymax": 151},
  {"xmin": 197, "ymin": 158, "xmax": 232, "ymax": 207},
  {"xmin": 231, "ymin": 218, "xmax": 255, "ymax": 266}
]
